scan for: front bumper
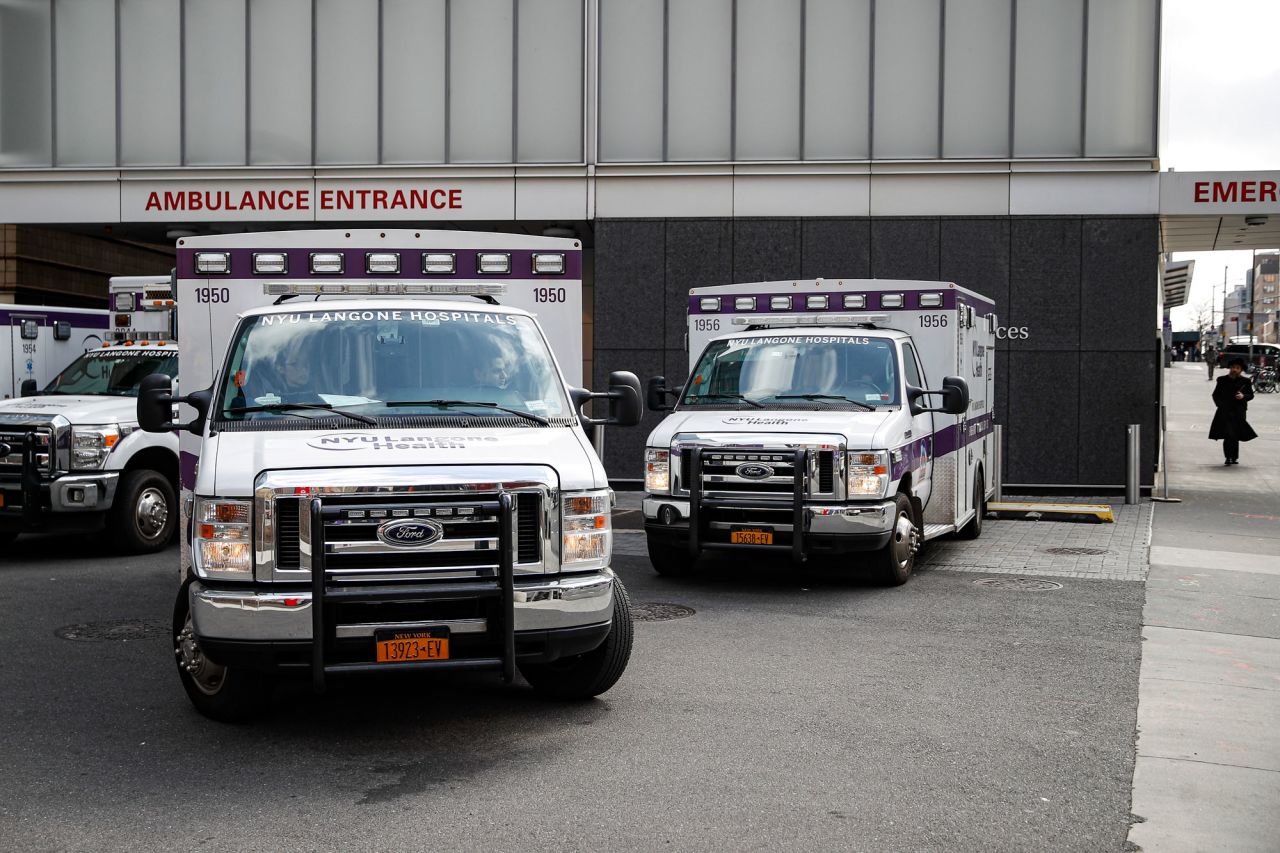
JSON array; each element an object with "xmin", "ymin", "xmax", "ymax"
[
  {"xmin": 0, "ymin": 471, "xmax": 120, "ymax": 531},
  {"xmin": 643, "ymin": 495, "xmax": 896, "ymax": 556}
]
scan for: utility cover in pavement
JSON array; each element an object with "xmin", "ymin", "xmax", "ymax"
[
  {"xmin": 632, "ymin": 603, "xmax": 696, "ymax": 622},
  {"xmin": 973, "ymin": 578, "xmax": 1064, "ymax": 591},
  {"xmin": 56, "ymin": 619, "xmax": 168, "ymax": 642}
]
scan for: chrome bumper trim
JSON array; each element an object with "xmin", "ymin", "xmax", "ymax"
[
  {"xmin": 334, "ymin": 618, "xmax": 488, "ymax": 639},
  {"xmin": 50, "ymin": 471, "xmax": 121, "ymax": 512},
  {"xmin": 643, "ymin": 496, "xmax": 896, "ymax": 536}
]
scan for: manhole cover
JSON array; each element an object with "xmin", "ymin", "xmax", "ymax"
[
  {"xmin": 1042, "ymin": 547, "xmax": 1110, "ymax": 556},
  {"xmin": 55, "ymin": 619, "xmax": 168, "ymax": 642},
  {"xmin": 632, "ymin": 603, "xmax": 696, "ymax": 622},
  {"xmin": 974, "ymin": 578, "xmax": 1064, "ymax": 591}
]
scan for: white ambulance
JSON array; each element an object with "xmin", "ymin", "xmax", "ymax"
[
  {"xmin": 0, "ymin": 283, "xmax": 178, "ymax": 552},
  {"xmin": 1, "ymin": 304, "xmax": 108, "ymax": 399},
  {"xmin": 642, "ymin": 279, "xmax": 995, "ymax": 585},
  {"xmin": 137, "ymin": 229, "xmax": 642, "ymax": 721}
]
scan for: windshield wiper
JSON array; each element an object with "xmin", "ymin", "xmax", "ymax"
[
  {"xmin": 686, "ymin": 392, "xmax": 764, "ymax": 409},
  {"xmin": 385, "ymin": 399, "xmax": 550, "ymax": 427},
  {"xmin": 772, "ymin": 393, "xmax": 876, "ymax": 412},
  {"xmin": 225, "ymin": 402, "xmax": 378, "ymax": 426}
]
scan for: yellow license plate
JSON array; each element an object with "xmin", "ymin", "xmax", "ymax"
[
  {"xmin": 375, "ymin": 631, "xmax": 450, "ymax": 663},
  {"xmin": 0, "ymin": 493, "xmax": 5, "ymax": 507},
  {"xmin": 730, "ymin": 528, "xmax": 773, "ymax": 545}
]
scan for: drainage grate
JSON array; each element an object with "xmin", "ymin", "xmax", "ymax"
[
  {"xmin": 632, "ymin": 603, "xmax": 696, "ymax": 622},
  {"xmin": 1041, "ymin": 547, "xmax": 1110, "ymax": 556},
  {"xmin": 974, "ymin": 578, "xmax": 1064, "ymax": 591},
  {"xmin": 56, "ymin": 619, "xmax": 168, "ymax": 642}
]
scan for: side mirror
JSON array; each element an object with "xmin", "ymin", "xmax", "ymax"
[
  {"xmin": 907, "ymin": 376, "xmax": 970, "ymax": 416},
  {"xmin": 20, "ymin": 379, "xmax": 37, "ymax": 397},
  {"xmin": 571, "ymin": 371, "xmax": 644, "ymax": 428},
  {"xmin": 138, "ymin": 374, "xmax": 212, "ymax": 434},
  {"xmin": 646, "ymin": 376, "xmax": 678, "ymax": 412}
]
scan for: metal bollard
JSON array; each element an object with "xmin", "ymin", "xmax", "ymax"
[
  {"xmin": 1125, "ymin": 424, "xmax": 1141, "ymax": 505},
  {"xmin": 992, "ymin": 424, "xmax": 1004, "ymax": 503}
]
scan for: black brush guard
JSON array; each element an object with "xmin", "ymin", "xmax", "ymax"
[
  {"xmin": 687, "ymin": 447, "xmax": 807, "ymax": 564},
  {"xmin": 307, "ymin": 493, "xmax": 517, "ymax": 693}
]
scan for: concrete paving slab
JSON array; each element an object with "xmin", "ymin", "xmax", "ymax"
[
  {"xmin": 1139, "ymin": 626, "xmax": 1280, "ymax": 692},
  {"xmin": 1144, "ymin": 587, "xmax": 1280, "ymax": 639},
  {"xmin": 1136, "ymin": 678, "xmax": 1280, "ymax": 771},
  {"xmin": 1149, "ymin": 545, "xmax": 1280, "ymax": 577},
  {"xmin": 1129, "ymin": 757, "xmax": 1280, "ymax": 853},
  {"xmin": 1146, "ymin": 564, "xmax": 1280, "ymax": 603}
]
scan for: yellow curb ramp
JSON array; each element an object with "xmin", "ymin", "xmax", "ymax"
[{"xmin": 986, "ymin": 502, "xmax": 1115, "ymax": 523}]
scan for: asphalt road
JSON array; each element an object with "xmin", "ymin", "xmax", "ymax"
[{"xmin": 0, "ymin": 534, "xmax": 1143, "ymax": 852}]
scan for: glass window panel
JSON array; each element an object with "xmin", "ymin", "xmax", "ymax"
[
  {"xmin": 667, "ymin": 0, "xmax": 731, "ymax": 161},
  {"xmin": 120, "ymin": 0, "xmax": 180, "ymax": 166},
  {"xmin": 1013, "ymin": 0, "xmax": 1083, "ymax": 157},
  {"xmin": 185, "ymin": 0, "xmax": 245, "ymax": 165},
  {"xmin": 55, "ymin": 0, "xmax": 116, "ymax": 165},
  {"xmin": 382, "ymin": 0, "xmax": 445, "ymax": 164},
  {"xmin": 873, "ymin": 0, "xmax": 939, "ymax": 159},
  {"xmin": 249, "ymin": 0, "xmax": 311, "ymax": 165},
  {"xmin": 449, "ymin": 0, "xmax": 513, "ymax": 163},
  {"xmin": 598, "ymin": 0, "xmax": 662, "ymax": 162},
  {"xmin": 0, "ymin": 0, "xmax": 53, "ymax": 166},
  {"xmin": 803, "ymin": 0, "xmax": 870, "ymax": 160},
  {"xmin": 736, "ymin": 0, "xmax": 800, "ymax": 160},
  {"xmin": 315, "ymin": 0, "xmax": 377, "ymax": 164},
  {"xmin": 943, "ymin": 0, "xmax": 1010, "ymax": 158},
  {"xmin": 516, "ymin": 0, "xmax": 582, "ymax": 163},
  {"xmin": 1085, "ymin": 0, "xmax": 1156, "ymax": 156}
]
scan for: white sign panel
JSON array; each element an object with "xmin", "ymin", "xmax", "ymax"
[{"xmin": 1160, "ymin": 171, "xmax": 1280, "ymax": 215}]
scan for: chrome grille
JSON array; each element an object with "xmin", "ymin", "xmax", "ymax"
[
  {"xmin": 699, "ymin": 452, "xmax": 799, "ymax": 496},
  {"xmin": 0, "ymin": 428, "xmax": 53, "ymax": 476}
]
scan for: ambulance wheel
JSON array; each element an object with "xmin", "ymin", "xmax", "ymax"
[
  {"xmin": 109, "ymin": 470, "xmax": 176, "ymax": 554},
  {"xmin": 871, "ymin": 493, "xmax": 918, "ymax": 587},
  {"xmin": 956, "ymin": 473, "xmax": 985, "ymax": 540},
  {"xmin": 173, "ymin": 582, "xmax": 272, "ymax": 723},
  {"xmin": 519, "ymin": 578, "xmax": 634, "ymax": 700},
  {"xmin": 647, "ymin": 538, "xmax": 698, "ymax": 577}
]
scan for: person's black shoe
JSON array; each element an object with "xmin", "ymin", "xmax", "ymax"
[{"xmin": 1225, "ymin": 459, "xmax": 1232, "ymax": 465}]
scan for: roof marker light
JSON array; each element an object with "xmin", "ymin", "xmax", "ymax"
[
  {"xmin": 919, "ymin": 292, "xmax": 943, "ymax": 308},
  {"xmin": 770, "ymin": 296, "xmax": 791, "ymax": 311},
  {"xmin": 366, "ymin": 252, "xmax": 400, "ymax": 274},
  {"xmin": 881, "ymin": 293, "xmax": 904, "ymax": 309},
  {"xmin": 699, "ymin": 297, "xmax": 721, "ymax": 312},
  {"xmin": 843, "ymin": 294, "xmax": 866, "ymax": 309},
  {"xmin": 532, "ymin": 253, "xmax": 565, "ymax": 275},
  {"xmin": 112, "ymin": 292, "xmax": 135, "ymax": 312},
  {"xmin": 310, "ymin": 253, "xmax": 345, "ymax": 274},
  {"xmin": 422, "ymin": 252, "xmax": 456, "ymax": 274},
  {"xmin": 734, "ymin": 297, "xmax": 756, "ymax": 311},
  {"xmin": 253, "ymin": 252, "xmax": 288, "ymax": 275},
  {"xmin": 262, "ymin": 282, "xmax": 507, "ymax": 297},
  {"xmin": 731, "ymin": 313, "xmax": 890, "ymax": 327},
  {"xmin": 477, "ymin": 253, "xmax": 511, "ymax": 275},
  {"xmin": 195, "ymin": 252, "xmax": 230, "ymax": 275},
  {"xmin": 806, "ymin": 295, "xmax": 828, "ymax": 310}
]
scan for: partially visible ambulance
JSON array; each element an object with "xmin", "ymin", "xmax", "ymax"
[{"xmin": 1, "ymin": 304, "xmax": 107, "ymax": 399}]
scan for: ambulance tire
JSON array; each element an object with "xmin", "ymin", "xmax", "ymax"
[
  {"xmin": 519, "ymin": 578, "xmax": 634, "ymax": 701},
  {"xmin": 871, "ymin": 493, "xmax": 918, "ymax": 587},
  {"xmin": 646, "ymin": 538, "xmax": 698, "ymax": 577},
  {"xmin": 110, "ymin": 470, "xmax": 176, "ymax": 554},
  {"xmin": 956, "ymin": 473, "xmax": 985, "ymax": 540},
  {"xmin": 173, "ymin": 581, "xmax": 272, "ymax": 723}
]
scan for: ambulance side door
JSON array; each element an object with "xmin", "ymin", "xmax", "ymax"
[{"xmin": 900, "ymin": 342, "xmax": 933, "ymax": 508}]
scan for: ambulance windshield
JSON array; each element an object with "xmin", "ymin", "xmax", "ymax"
[
  {"xmin": 42, "ymin": 349, "xmax": 178, "ymax": 397},
  {"xmin": 218, "ymin": 308, "xmax": 571, "ymax": 423},
  {"xmin": 682, "ymin": 334, "xmax": 899, "ymax": 409}
]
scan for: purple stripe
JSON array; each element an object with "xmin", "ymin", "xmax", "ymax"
[
  {"xmin": 959, "ymin": 412, "xmax": 995, "ymax": 446},
  {"xmin": 177, "ymin": 248, "xmax": 582, "ymax": 280},
  {"xmin": 0, "ymin": 310, "xmax": 109, "ymax": 328},
  {"xmin": 180, "ymin": 450, "xmax": 198, "ymax": 490},
  {"xmin": 890, "ymin": 432, "xmax": 939, "ymax": 480},
  {"xmin": 690, "ymin": 289, "xmax": 961, "ymax": 315}
]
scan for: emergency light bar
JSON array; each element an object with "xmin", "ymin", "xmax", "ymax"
[
  {"xmin": 262, "ymin": 281, "xmax": 507, "ymax": 297},
  {"xmin": 366, "ymin": 252, "xmax": 400, "ymax": 274},
  {"xmin": 310, "ymin": 253, "xmax": 345, "ymax": 274},
  {"xmin": 731, "ymin": 314, "xmax": 889, "ymax": 327}
]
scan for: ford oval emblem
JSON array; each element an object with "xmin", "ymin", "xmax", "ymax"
[
  {"xmin": 735, "ymin": 462, "xmax": 775, "ymax": 480},
  {"xmin": 376, "ymin": 518, "xmax": 444, "ymax": 548}
]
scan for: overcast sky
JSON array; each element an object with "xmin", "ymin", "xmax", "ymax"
[{"xmin": 1163, "ymin": 0, "xmax": 1280, "ymax": 331}]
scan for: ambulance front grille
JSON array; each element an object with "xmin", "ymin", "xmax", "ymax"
[{"xmin": 0, "ymin": 428, "xmax": 54, "ymax": 476}]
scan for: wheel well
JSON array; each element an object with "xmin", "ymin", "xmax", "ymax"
[
  {"xmin": 898, "ymin": 472, "xmax": 912, "ymax": 496},
  {"xmin": 122, "ymin": 447, "xmax": 178, "ymax": 490}
]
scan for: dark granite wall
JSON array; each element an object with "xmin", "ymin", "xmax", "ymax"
[{"xmin": 593, "ymin": 216, "xmax": 1159, "ymax": 490}]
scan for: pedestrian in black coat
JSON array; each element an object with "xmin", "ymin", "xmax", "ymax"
[{"xmin": 1209, "ymin": 359, "xmax": 1257, "ymax": 465}]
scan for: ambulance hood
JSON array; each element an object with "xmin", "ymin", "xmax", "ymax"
[
  {"xmin": 0, "ymin": 394, "xmax": 139, "ymax": 425},
  {"xmin": 645, "ymin": 408, "xmax": 904, "ymax": 450},
  {"xmin": 201, "ymin": 425, "xmax": 605, "ymax": 494}
]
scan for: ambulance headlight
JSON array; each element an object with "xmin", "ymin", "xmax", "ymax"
[
  {"xmin": 310, "ymin": 252, "xmax": 345, "ymax": 274},
  {"xmin": 112, "ymin": 292, "xmax": 135, "ymax": 312},
  {"xmin": 253, "ymin": 252, "xmax": 288, "ymax": 274},
  {"xmin": 422, "ymin": 252, "xmax": 456, "ymax": 274},
  {"xmin": 843, "ymin": 294, "xmax": 866, "ymax": 309},
  {"xmin": 919, "ymin": 292, "xmax": 943, "ymax": 308},
  {"xmin": 847, "ymin": 451, "xmax": 889, "ymax": 497},
  {"xmin": 770, "ymin": 296, "xmax": 791, "ymax": 310},
  {"xmin": 532, "ymin": 253, "xmax": 565, "ymax": 275},
  {"xmin": 734, "ymin": 297, "xmax": 756, "ymax": 311},
  {"xmin": 699, "ymin": 298, "xmax": 720, "ymax": 312},
  {"xmin": 71, "ymin": 425, "xmax": 121, "ymax": 469},
  {"xmin": 881, "ymin": 293, "xmax": 904, "ymax": 309},
  {"xmin": 562, "ymin": 489, "xmax": 611, "ymax": 571},
  {"xmin": 194, "ymin": 498, "xmax": 253, "ymax": 577},
  {"xmin": 366, "ymin": 252, "xmax": 400, "ymax": 274},
  {"xmin": 477, "ymin": 253, "xmax": 511, "ymax": 274},
  {"xmin": 195, "ymin": 252, "xmax": 230, "ymax": 275},
  {"xmin": 806, "ymin": 295, "xmax": 828, "ymax": 310},
  {"xmin": 645, "ymin": 448, "xmax": 670, "ymax": 494}
]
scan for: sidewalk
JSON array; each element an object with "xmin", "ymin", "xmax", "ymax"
[{"xmin": 1128, "ymin": 363, "xmax": 1280, "ymax": 853}]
